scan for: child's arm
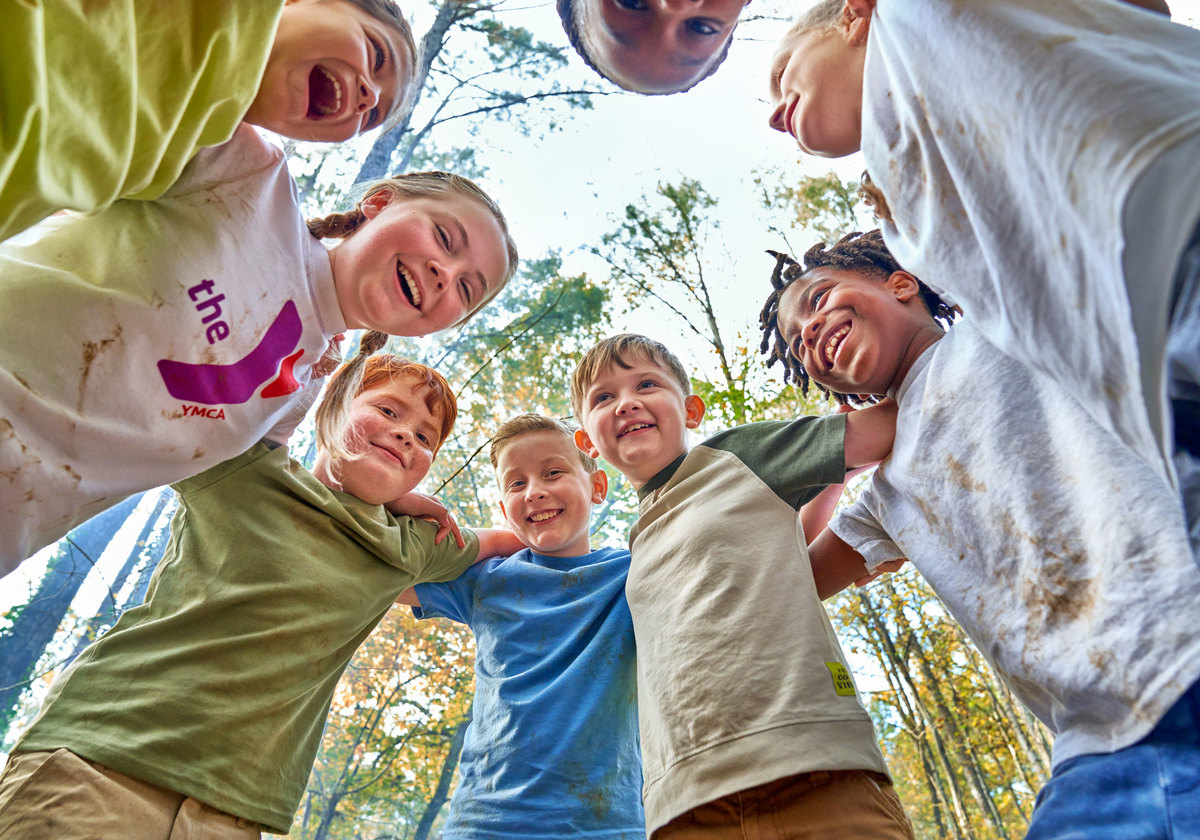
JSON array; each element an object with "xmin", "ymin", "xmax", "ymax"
[
  {"xmin": 800, "ymin": 404, "xmax": 878, "ymax": 541},
  {"xmin": 842, "ymin": 399, "xmax": 898, "ymax": 470},
  {"xmin": 386, "ymin": 491, "xmax": 464, "ymax": 548},
  {"xmin": 397, "ymin": 528, "xmax": 526, "ymax": 607},
  {"xmin": 808, "ymin": 526, "xmax": 905, "ymax": 600},
  {"xmin": 799, "ymin": 463, "xmax": 878, "ymax": 543}
]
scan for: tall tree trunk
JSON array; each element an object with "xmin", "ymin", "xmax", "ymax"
[
  {"xmin": 64, "ymin": 491, "xmax": 171, "ymax": 665},
  {"xmin": 0, "ymin": 494, "xmax": 143, "ymax": 735},
  {"xmin": 857, "ymin": 588, "xmax": 974, "ymax": 838},
  {"xmin": 354, "ymin": 0, "xmax": 466, "ymax": 185},
  {"xmin": 413, "ymin": 705, "xmax": 473, "ymax": 840}
]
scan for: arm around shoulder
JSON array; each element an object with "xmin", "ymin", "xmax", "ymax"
[
  {"xmin": 842, "ymin": 399, "xmax": 898, "ymax": 470},
  {"xmin": 474, "ymin": 528, "xmax": 525, "ymax": 562}
]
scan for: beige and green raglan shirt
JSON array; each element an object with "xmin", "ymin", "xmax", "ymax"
[{"xmin": 628, "ymin": 415, "xmax": 890, "ymax": 834}]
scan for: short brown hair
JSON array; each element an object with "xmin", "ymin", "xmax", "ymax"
[
  {"xmin": 489, "ymin": 414, "xmax": 597, "ymax": 473},
  {"xmin": 570, "ymin": 334, "xmax": 691, "ymax": 420}
]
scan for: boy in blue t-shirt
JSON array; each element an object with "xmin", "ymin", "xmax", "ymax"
[{"xmin": 400, "ymin": 414, "xmax": 643, "ymax": 839}]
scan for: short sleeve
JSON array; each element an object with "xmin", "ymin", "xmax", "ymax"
[
  {"xmin": 391, "ymin": 524, "xmax": 480, "ymax": 588},
  {"xmin": 703, "ymin": 415, "xmax": 847, "ymax": 509},
  {"xmin": 412, "ymin": 562, "xmax": 486, "ymax": 625},
  {"xmin": 830, "ymin": 481, "xmax": 904, "ymax": 572}
]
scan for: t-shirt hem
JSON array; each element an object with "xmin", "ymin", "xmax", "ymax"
[
  {"xmin": 641, "ymin": 716, "xmax": 890, "ymax": 835},
  {"xmin": 13, "ymin": 736, "xmax": 293, "ymax": 833}
]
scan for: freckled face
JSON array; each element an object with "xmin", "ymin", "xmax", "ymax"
[
  {"xmin": 581, "ymin": 0, "xmax": 750, "ymax": 93},
  {"xmin": 245, "ymin": 0, "xmax": 411, "ymax": 141},
  {"xmin": 497, "ymin": 431, "xmax": 607, "ymax": 558},
  {"xmin": 777, "ymin": 267, "xmax": 928, "ymax": 397},
  {"xmin": 767, "ymin": 27, "xmax": 866, "ymax": 158},
  {"xmin": 575, "ymin": 356, "xmax": 703, "ymax": 488},
  {"xmin": 328, "ymin": 192, "xmax": 509, "ymax": 337},
  {"xmin": 316, "ymin": 377, "xmax": 443, "ymax": 504}
]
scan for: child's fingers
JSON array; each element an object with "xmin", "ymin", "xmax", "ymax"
[{"xmin": 853, "ymin": 558, "xmax": 908, "ymax": 586}]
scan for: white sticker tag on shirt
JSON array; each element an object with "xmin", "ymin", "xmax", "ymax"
[{"xmin": 825, "ymin": 661, "xmax": 857, "ymax": 697}]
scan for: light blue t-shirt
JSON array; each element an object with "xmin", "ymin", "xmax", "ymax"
[{"xmin": 414, "ymin": 546, "xmax": 643, "ymax": 839}]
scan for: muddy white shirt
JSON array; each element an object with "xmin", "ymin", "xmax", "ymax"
[
  {"xmin": 0, "ymin": 124, "xmax": 343, "ymax": 572},
  {"xmin": 862, "ymin": 0, "xmax": 1200, "ymax": 484},
  {"xmin": 832, "ymin": 321, "xmax": 1200, "ymax": 768}
]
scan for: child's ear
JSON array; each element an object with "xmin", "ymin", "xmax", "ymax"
[
  {"xmin": 590, "ymin": 469, "xmax": 609, "ymax": 504},
  {"xmin": 842, "ymin": 0, "xmax": 874, "ymax": 44},
  {"xmin": 574, "ymin": 428, "xmax": 600, "ymax": 459},
  {"xmin": 498, "ymin": 499, "xmax": 511, "ymax": 525},
  {"xmin": 684, "ymin": 394, "xmax": 705, "ymax": 430},
  {"xmin": 360, "ymin": 190, "xmax": 391, "ymax": 220},
  {"xmin": 886, "ymin": 270, "xmax": 921, "ymax": 303}
]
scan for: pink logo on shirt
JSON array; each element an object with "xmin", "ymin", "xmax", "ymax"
[{"xmin": 157, "ymin": 301, "xmax": 303, "ymax": 405}]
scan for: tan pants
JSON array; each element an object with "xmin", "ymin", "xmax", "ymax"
[
  {"xmin": 652, "ymin": 770, "xmax": 916, "ymax": 840},
  {"xmin": 0, "ymin": 750, "xmax": 261, "ymax": 840}
]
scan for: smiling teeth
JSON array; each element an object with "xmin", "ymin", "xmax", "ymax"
[
  {"xmin": 824, "ymin": 325, "xmax": 850, "ymax": 365},
  {"xmin": 620, "ymin": 423, "xmax": 652, "ymax": 437},
  {"xmin": 397, "ymin": 263, "xmax": 422, "ymax": 307},
  {"xmin": 315, "ymin": 67, "xmax": 343, "ymax": 115},
  {"xmin": 530, "ymin": 511, "xmax": 559, "ymax": 522}
]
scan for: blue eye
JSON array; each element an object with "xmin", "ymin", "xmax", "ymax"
[
  {"xmin": 686, "ymin": 18, "xmax": 720, "ymax": 36},
  {"xmin": 614, "ymin": 0, "xmax": 648, "ymax": 9}
]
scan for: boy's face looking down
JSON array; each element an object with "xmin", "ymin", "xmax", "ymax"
[
  {"xmin": 777, "ymin": 266, "xmax": 941, "ymax": 398},
  {"xmin": 578, "ymin": 0, "xmax": 749, "ymax": 94},
  {"xmin": 767, "ymin": 1, "xmax": 871, "ymax": 157},
  {"xmin": 496, "ymin": 430, "xmax": 608, "ymax": 558},
  {"xmin": 574, "ymin": 353, "xmax": 704, "ymax": 489}
]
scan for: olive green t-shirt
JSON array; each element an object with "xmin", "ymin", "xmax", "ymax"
[
  {"xmin": 0, "ymin": 0, "xmax": 283, "ymax": 243},
  {"xmin": 17, "ymin": 443, "xmax": 480, "ymax": 833}
]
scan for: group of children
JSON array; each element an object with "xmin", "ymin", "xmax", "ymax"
[{"xmin": 1, "ymin": 0, "xmax": 1198, "ymax": 838}]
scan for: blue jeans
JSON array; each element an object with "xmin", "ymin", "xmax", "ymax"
[{"xmin": 1025, "ymin": 680, "xmax": 1200, "ymax": 840}]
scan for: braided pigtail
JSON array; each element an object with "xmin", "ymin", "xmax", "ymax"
[
  {"xmin": 306, "ymin": 208, "xmax": 368, "ymax": 240},
  {"xmin": 314, "ymin": 330, "xmax": 390, "ymax": 463}
]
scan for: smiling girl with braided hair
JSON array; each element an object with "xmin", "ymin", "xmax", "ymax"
[{"xmin": 0, "ymin": 126, "xmax": 518, "ymax": 576}]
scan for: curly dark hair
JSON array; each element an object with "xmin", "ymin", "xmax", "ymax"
[{"xmin": 758, "ymin": 230, "xmax": 956, "ymax": 403}]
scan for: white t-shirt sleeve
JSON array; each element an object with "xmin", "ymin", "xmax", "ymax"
[{"xmin": 829, "ymin": 482, "xmax": 904, "ymax": 573}]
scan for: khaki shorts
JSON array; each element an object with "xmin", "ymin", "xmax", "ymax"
[
  {"xmin": 0, "ymin": 749, "xmax": 260, "ymax": 840},
  {"xmin": 652, "ymin": 769, "xmax": 916, "ymax": 840}
]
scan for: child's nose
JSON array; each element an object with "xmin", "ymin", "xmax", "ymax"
[
  {"xmin": 767, "ymin": 102, "xmax": 787, "ymax": 134},
  {"xmin": 357, "ymin": 78, "xmax": 381, "ymax": 113},
  {"xmin": 803, "ymin": 317, "xmax": 822, "ymax": 347},
  {"xmin": 426, "ymin": 259, "xmax": 449, "ymax": 294}
]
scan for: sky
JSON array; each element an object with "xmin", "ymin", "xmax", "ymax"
[{"xmin": 3, "ymin": 0, "xmax": 1200, "ymax": 636}]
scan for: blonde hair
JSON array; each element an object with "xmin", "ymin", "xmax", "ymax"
[
  {"xmin": 785, "ymin": 0, "xmax": 850, "ymax": 38},
  {"xmin": 307, "ymin": 171, "xmax": 519, "ymax": 325},
  {"xmin": 570, "ymin": 334, "xmax": 691, "ymax": 421},
  {"xmin": 489, "ymin": 414, "xmax": 598, "ymax": 473},
  {"xmin": 314, "ymin": 335, "xmax": 457, "ymax": 464}
]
